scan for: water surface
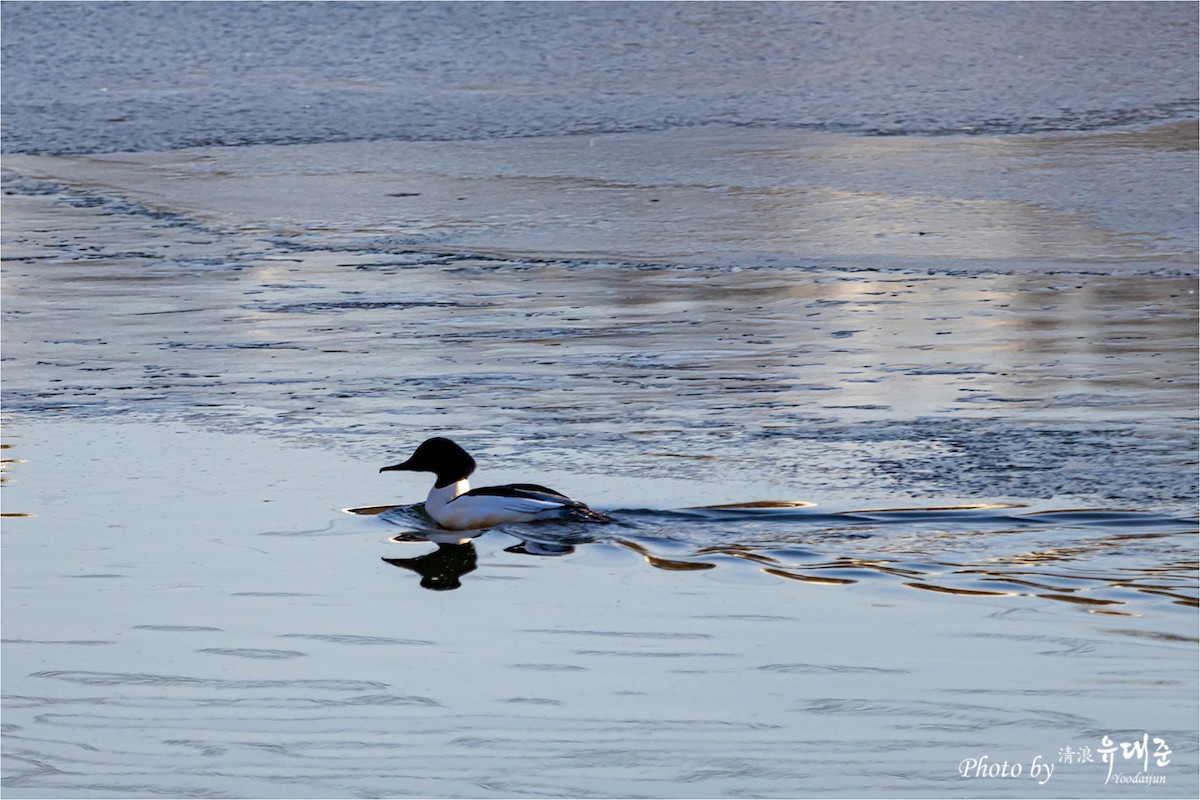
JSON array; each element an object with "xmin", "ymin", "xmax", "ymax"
[
  {"xmin": 3, "ymin": 2, "xmax": 1196, "ymax": 154},
  {"xmin": 3, "ymin": 174, "xmax": 1195, "ymax": 512},
  {"xmin": 2, "ymin": 419, "xmax": 1196, "ymax": 799},
  {"xmin": 2, "ymin": 2, "xmax": 1197, "ymax": 797}
]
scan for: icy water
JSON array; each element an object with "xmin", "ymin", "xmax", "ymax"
[
  {"xmin": 2, "ymin": 1, "xmax": 1197, "ymax": 152},
  {"xmin": 3, "ymin": 2, "xmax": 1199, "ymax": 798}
]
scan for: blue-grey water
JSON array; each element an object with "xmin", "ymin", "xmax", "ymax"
[
  {"xmin": 2, "ymin": 2, "xmax": 1197, "ymax": 798},
  {"xmin": 2, "ymin": 1, "xmax": 1197, "ymax": 153}
]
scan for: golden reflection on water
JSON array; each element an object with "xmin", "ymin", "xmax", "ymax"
[
  {"xmin": 902, "ymin": 582, "xmax": 1016, "ymax": 597},
  {"xmin": 775, "ymin": 534, "xmax": 1187, "ymax": 614},
  {"xmin": 846, "ymin": 502, "xmax": 1025, "ymax": 514},
  {"xmin": 0, "ymin": 440, "xmax": 32, "ymax": 509},
  {"xmin": 698, "ymin": 500, "xmax": 818, "ymax": 509},
  {"xmin": 343, "ymin": 505, "xmax": 394, "ymax": 516},
  {"xmin": 1, "ymin": 441, "xmax": 28, "ymax": 487},
  {"xmin": 615, "ymin": 538, "xmax": 716, "ymax": 571},
  {"xmin": 1036, "ymin": 593, "xmax": 1123, "ymax": 606},
  {"xmin": 762, "ymin": 568, "xmax": 856, "ymax": 586}
]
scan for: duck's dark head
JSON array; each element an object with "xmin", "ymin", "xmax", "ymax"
[{"xmin": 380, "ymin": 437, "xmax": 477, "ymax": 488}]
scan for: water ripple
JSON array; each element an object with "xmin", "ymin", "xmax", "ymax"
[
  {"xmin": 279, "ymin": 633, "xmax": 436, "ymax": 646},
  {"xmin": 376, "ymin": 502, "xmax": 1198, "ymax": 611},
  {"xmin": 196, "ymin": 648, "xmax": 307, "ymax": 660},
  {"xmin": 31, "ymin": 672, "xmax": 388, "ymax": 692}
]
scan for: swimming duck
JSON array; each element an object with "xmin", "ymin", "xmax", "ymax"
[{"xmin": 380, "ymin": 437, "xmax": 612, "ymax": 530}]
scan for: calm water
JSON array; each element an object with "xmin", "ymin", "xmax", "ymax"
[
  {"xmin": 2, "ymin": 418, "xmax": 1196, "ymax": 799},
  {"xmin": 2, "ymin": 2, "xmax": 1198, "ymax": 798}
]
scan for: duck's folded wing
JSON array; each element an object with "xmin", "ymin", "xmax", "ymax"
[
  {"xmin": 456, "ymin": 484, "xmax": 611, "ymax": 524},
  {"xmin": 463, "ymin": 484, "xmax": 571, "ymax": 501},
  {"xmin": 500, "ymin": 483, "xmax": 574, "ymax": 500},
  {"xmin": 458, "ymin": 484, "xmax": 580, "ymax": 513}
]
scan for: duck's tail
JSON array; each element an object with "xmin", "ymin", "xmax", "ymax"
[{"xmin": 560, "ymin": 504, "xmax": 614, "ymax": 524}]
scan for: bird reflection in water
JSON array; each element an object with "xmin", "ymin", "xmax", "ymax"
[
  {"xmin": 380, "ymin": 528, "xmax": 579, "ymax": 591},
  {"xmin": 383, "ymin": 543, "xmax": 477, "ymax": 591},
  {"xmin": 503, "ymin": 540, "xmax": 576, "ymax": 557},
  {"xmin": 349, "ymin": 504, "xmax": 584, "ymax": 591}
]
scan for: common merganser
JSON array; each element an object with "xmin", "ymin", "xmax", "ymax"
[{"xmin": 380, "ymin": 437, "xmax": 612, "ymax": 530}]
